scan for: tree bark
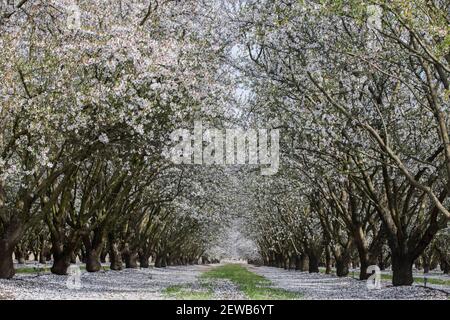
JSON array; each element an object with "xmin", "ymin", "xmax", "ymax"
[
  {"xmin": 287, "ymin": 255, "xmax": 295, "ymax": 269},
  {"xmin": 86, "ymin": 249, "xmax": 102, "ymax": 272},
  {"xmin": 442, "ymin": 260, "xmax": 449, "ymax": 274},
  {"xmin": 391, "ymin": 253, "xmax": 414, "ymax": 286},
  {"xmin": 108, "ymin": 234, "xmax": 123, "ymax": 271},
  {"xmin": 325, "ymin": 246, "xmax": 332, "ymax": 274},
  {"xmin": 360, "ymin": 259, "xmax": 370, "ymax": 280},
  {"xmin": 139, "ymin": 251, "xmax": 150, "ymax": 268},
  {"xmin": 51, "ymin": 250, "xmax": 72, "ymax": 275},
  {"xmin": 423, "ymin": 261, "xmax": 430, "ymax": 273},
  {"xmin": 0, "ymin": 240, "xmax": 16, "ymax": 279},
  {"xmin": 70, "ymin": 252, "xmax": 77, "ymax": 264},
  {"xmin": 123, "ymin": 247, "xmax": 138, "ymax": 269},
  {"xmin": 14, "ymin": 247, "xmax": 25, "ymax": 264},
  {"xmin": 83, "ymin": 231, "xmax": 104, "ymax": 273},
  {"xmin": 308, "ymin": 252, "xmax": 319, "ymax": 273},
  {"xmin": 154, "ymin": 255, "xmax": 163, "ymax": 268},
  {"xmin": 294, "ymin": 255, "xmax": 302, "ymax": 271},
  {"xmin": 335, "ymin": 256, "xmax": 350, "ymax": 277},
  {"xmin": 50, "ymin": 237, "xmax": 79, "ymax": 275},
  {"xmin": 0, "ymin": 220, "xmax": 24, "ymax": 279}
]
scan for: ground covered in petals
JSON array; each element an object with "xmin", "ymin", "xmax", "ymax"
[
  {"xmin": 250, "ymin": 266, "xmax": 449, "ymax": 300},
  {"xmin": 0, "ymin": 264, "xmax": 448, "ymax": 300}
]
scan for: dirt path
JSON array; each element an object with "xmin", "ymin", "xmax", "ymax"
[{"xmin": 3, "ymin": 264, "xmax": 446, "ymax": 300}]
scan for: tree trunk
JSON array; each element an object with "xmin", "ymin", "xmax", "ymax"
[
  {"xmin": 139, "ymin": 251, "xmax": 150, "ymax": 268},
  {"xmin": 287, "ymin": 256, "xmax": 293, "ymax": 269},
  {"xmin": 308, "ymin": 252, "xmax": 319, "ymax": 273},
  {"xmin": 50, "ymin": 237, "xmax": 79, "ymax": 275},
  {"xmin": 109, "ymin": 250, "xmax": 123, "ymax": 270},
  {"xmin": 70, "ymin": 252, "xmax": 77, "ymax": 264},
  {"xmin": 84, "ymin": 234, "xmax": 104, "ymax": 273},
  {"xmin": 124, "ymin": 250, "xmax": 138, "ymax": 269},
  {"xmin": 38, "ymin": 237, "xmax": 47, "ymax": 264},
  {"xmin": 86, "ymin": 249, "xmax": 102, "ymax": 272},
  {"xmin": 39, "ymin": 249, "xmax": 47, "ymax": 264},
  {"xmin": 360, "ymin": 259, "xmax": 370, "ymax": 280},
  {"xmin": 0, "ymin": 240, "xmax": 16, "ymax": 279},
  {"xmin": 79, "ymin": 248, "xmax": 86, "ymax": 263},
  {"xmin": 294, "ymin": 255, "xmax": 302, "ymax": 271},
  {"xmin": 15, "ymin": 247, "xmax": 25, "ymax": 264},
  {"xmin": 423, "ymin": 263, "xmax": 430, "ymax": 274},
  {"xmin": 108, "ymin": 236, "xmax": 123, "ymax": 271},
  {"xmin": 295, "ymin": 254, "xmax": 308, "ymax": 271},
  {"xmin": 300, "ymin": 254, "xmax": 308, "ymax": 271},
  {"xmin": 154, "ymin": 255, "xmax": 163, "ymax": 268},
  {"xmin": 275, "ymin": 254, "xmax": 283, "ymax": 268},
  {"xmin": 325, "ymin": 246, "xmax": 332, "ymax": 274},
  {"xmin": 378, "ymin": 251, "xmax": 389, "ymax": 270},
  {"xmin": 391, "ymin": 253, "xmax": 414, "ymax": 286},
  {"xmin": 0, "ymin": 220, "xmax": 24, "ymax": 279},
  {"xmin": 442, "ymin": 260, "xmax": 449, "ymax": 274},
  {"xmin": 201, "ymin": 256, "xmax": 210, "ymax": 265},
  {"xmin": 354, "ymin": 239, "xmax": 371, "ymax": 279},
  {"xmin": 335, "ymin": 256, "xmax": 350, "ymax": 277},
  {"xmin": 51, "ymin": 251, "xmax": 72, "ymax": 275}
]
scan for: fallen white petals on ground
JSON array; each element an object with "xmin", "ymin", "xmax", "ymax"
[
  {"xmin": 0, "ymin": 265, "xmax": 209, "ymax": 300},
  {"xmin": 249, "ymin": 266, "xmax": 449, "ymax": 300}
]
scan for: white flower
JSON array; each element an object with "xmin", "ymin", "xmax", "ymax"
[
  {"xmin": 98, "ymin": 133, "xmax": 109, "ymax": 144},
  {"xmin": 134, "ymin": 124, "xmax": 145, "ymax": 135},
  {"xmin": 150, "ymin": 82, "xmax": 161, "ymax": 90}
]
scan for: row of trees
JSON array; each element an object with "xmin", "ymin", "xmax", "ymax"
[
  {"xmin": 1, "ymin": 0, "xmax": 448, "ymax": 288},
  {"xmin": 243, "ymin": 173, "xmax": 449, "ymax": 280},
  {"xmin": 232, "ymin": 0, "xmax": 449, "ymax": 286},
  {"xmin": 0, "ymin": 0, "xmax": 231, "ymax": 279}
]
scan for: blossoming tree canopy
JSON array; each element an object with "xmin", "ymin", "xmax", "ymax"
[{"xmin": 0, "ymin": 0, "xmax": 448, "ymax": 288}]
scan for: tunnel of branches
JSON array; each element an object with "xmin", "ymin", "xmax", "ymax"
[{"xmin": 0, "ymin": 0, "xmax": 449, "ymax": 287}]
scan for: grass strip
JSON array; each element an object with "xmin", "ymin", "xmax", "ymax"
[{"xmin": 202, "ymin": 264, "xmax": 301, "ymax": 300}]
